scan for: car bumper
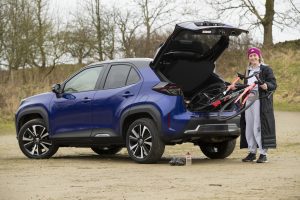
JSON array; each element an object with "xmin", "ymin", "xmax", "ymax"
[
  {"xmin": 183, "ymin": 117, "xmax": 240, "ymax": 136},
  {"xmin": 162, "ymin": 114, "xmax": 241, "ymax": 143}
]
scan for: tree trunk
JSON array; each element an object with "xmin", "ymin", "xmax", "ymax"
[
  {"xmin": 145, "ymin": 25, "xmax": 151, "ymax": 57},
  {"xmin": 95, "ymin": 0, "xmax": 103, "ymax": 61},
  {"xmin": 78, "ymin": 51, "xmax": 83, "ymax": 64},
  {"xmin": 37, "ymin": 0, "xmax": 47, "ymax": 68},
  {"xmin": 263, "ymin": 0, "xmax": 275, "ymax": 47}
]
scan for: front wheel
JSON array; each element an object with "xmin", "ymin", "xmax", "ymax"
[
  {"xmin": 18, "ymin": 119, "xmax": 59, "ymax": 159},
  {"xmin": 126, "ymin": 118, "xmax": 165, "ymax": 164},
  {"xmin": 199, "ymin": 139, "xmax": 236, "ymax": 159}
]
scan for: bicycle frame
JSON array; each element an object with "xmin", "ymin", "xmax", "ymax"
[
  {"xmin": 234, "ymin": 82, "xmax": 257, "ymax": 105},
  {"xmin": 224, "ymin": 76, "xmax": 241, "ymax": 95},
  {"xmin": 211, "ymin": 81, "xmax": 258, "ymax": 108},
  {"xmin": 196, "ymin": 71, "xmax": 262, "ymax": 110},
  {"xmin": 216, "ymin": 72, "xmax": 263, "ymax": 121},
  {"xmin": 209, "ymin": 76, "xmax": 242, "ymax": 108}
]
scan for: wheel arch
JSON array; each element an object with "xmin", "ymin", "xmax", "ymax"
[
  {"xmin": 120, "ymin": 104, "xmax": 162, "ymax": 139},
  {"xmin": 16, "ymin": 107, "xmax": 49, "ymax": 136}
]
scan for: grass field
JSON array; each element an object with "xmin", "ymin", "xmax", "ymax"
[{"xmin": 0, "ymin": 46, "xmax": 299, "ymax": 122}]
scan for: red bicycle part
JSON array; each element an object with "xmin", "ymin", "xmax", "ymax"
[
  {"xmin": 234, "ymin": 83, "xmax": 256, "ymax": 103},
  {"xmin": 211, "ymin": 100, "xmax": 222, "ymax": 107},
  {"xmin": 226, "ymin": 77, "xmax": 240, "ymax": 92}
]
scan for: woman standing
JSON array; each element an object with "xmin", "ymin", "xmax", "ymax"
[{"xmin": 240, "ymin": 47, "xmax": 277, "ymax": 163}]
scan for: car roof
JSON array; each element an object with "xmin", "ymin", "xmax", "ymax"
[{"xmin": 87, "ymin": 58, "xmax": 153, "ymax": 68}]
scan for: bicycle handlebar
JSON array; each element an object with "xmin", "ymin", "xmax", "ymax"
[{"xmin": 254, "ymin": 74, "xmax": 264, "ymax": 85}]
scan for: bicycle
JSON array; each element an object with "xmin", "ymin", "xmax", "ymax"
[{"xmin": 188, "ymin": 71, "xmax": 265, "ymax": 121}]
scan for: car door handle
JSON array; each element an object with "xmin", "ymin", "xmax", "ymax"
[
  {"xmin": 83, "ymin": 97, "xmax": 92, "ymax": 103},
  {"xmin": 122, "ymin": 91, "xmax": 134, "ymax": 98}
]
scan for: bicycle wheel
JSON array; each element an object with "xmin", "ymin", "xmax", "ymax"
[
  {"xmin": 217, "ymin": 90, "xmax": 259, "ymax": 121},
  {"xmin": 189, "ymin": 83, "xmax": 226, "ymax": 111}
]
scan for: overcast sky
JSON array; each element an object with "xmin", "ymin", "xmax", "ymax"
[{"xmin": 49, "ymin": 0, "xmax": 300, "ymax": 44}]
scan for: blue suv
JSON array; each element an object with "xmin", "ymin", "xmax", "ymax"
[{"xmin": 15, "ymin": 22, "xmax": 248, "ymax": 163}]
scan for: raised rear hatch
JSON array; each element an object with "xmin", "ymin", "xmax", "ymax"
[{"xmin": 151, "ymin": 21, "xmax": 248, "ymax": 97}]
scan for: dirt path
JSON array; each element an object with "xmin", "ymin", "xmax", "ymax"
[{"xmin": 0, "ymin": 111, "xmax": 299, "ymax": 200}]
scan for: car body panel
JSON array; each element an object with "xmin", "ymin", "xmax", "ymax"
[
  {"xmin": 15, "ymin": 58, "xmax": 241, "ymax": 146},
  {"xmin": 50, "ymin": 91, "xmax": 96, "ymax": 138},
  {"xmin": 15, "ymin": 92, "xmax": 55, "ymax": 134}
]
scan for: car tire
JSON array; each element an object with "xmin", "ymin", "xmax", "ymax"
[
  {"xmin": 199, "ymin": 139, "xmax": 236, "ymax": 159},
  {"xmin": 18, "ymin": 119, "xmax": 59, "ymax": 159},
  {"xmin": 126, "ymin": 118, "xmax": 165, "ymax": 164},
  {"xmin": 91, "ymin": 146, "xmax": 123, "ymax": 155}
]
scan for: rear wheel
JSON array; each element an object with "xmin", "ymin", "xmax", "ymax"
[
  {"xmin": 199, "ymin": 139, "xmax": 236, "ymax": 159},
  {"xmin": 18, "ymin": 119, "xmax": 59, "ymax": 159},
  {"xmin": 126, "ymin": 118, "xmax": 165, "ymax": 164},
  {"xmin": 91, "ymin": 146, "xmax": 123, "ymax": 155},
  {"xmin": 218, "ymin": 90, "xmax": 258, "ymax": 121}
]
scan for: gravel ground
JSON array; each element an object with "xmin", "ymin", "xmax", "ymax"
[{"xmin": 0, "ymin": 111, "xmax": 299, "ymax": 200}]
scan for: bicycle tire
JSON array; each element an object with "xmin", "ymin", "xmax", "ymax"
[
  {"xmin": 189, "ymin": 83, "xmax": 226, "ymax": 111},
  {"xmin": 217, "ymin": 90, "xmax": 259, "ymax": 121}
]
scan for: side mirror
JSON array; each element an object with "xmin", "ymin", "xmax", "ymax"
[{"xmin": 52, "ymin": 83, "xmax": 61, "ymax": 94}]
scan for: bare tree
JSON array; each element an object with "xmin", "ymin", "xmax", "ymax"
[
  {"xmin": 1, "ymin": 0, "xmax": 36, "ymax": 83},
  {"xmin": 6, "ymin": 0, "xmax": 31, "ymax": 70},
  {"xmin": 102, "ymin": 10, "xmax": 116, "ymax": 60},
  {"xmin": 207, "ymin": 0, "xmax": 300, "ymax": 47},
  {"xmin": 115, "ymin": 9, "xmax": 142, "ymax": 57},
  {"xmin": 135, "ymin": 0, "xmax": 177, "ymax": 57},
  {"xmin": 30, "ymin": 0, "xmax": 51, "ymax": 68},
  {"xmin": 89, "ymin": 0, "xmax": 104, "ymax": 60},
  {"xmin": 0, "ymin": 1, "xmax": 7, "ymax": 68},
  {"xmin": 82, "ymin": 0, "xmax": 116, "ymax": 61},
  {"xmin": 63, "ymin": 15, "xmax": 94, "ymax": 64},
  {"xmin": 43, "ymin": 20, "xmax": 69, "ymax": 77}
]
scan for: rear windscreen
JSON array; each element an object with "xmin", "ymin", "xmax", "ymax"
[{"xmin": 169, "ymin": 30, "xmax": 223, "ymax": 55}]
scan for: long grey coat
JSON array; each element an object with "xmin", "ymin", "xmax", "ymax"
[{"xmin": 240, "ymin": 64, "xmax": 277, "ymax": 149}]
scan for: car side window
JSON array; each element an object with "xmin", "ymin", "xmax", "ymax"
[
  {"xmin": 104, "ymin": 65, "xmax": 131, "ymax": 89},
  {"xmin": 64, "ymin": 67, "xmax": 103, "ymax": 93},
  {"xmin": 126, "ymin": 68, "xmax": 140, "ymax": 85}
]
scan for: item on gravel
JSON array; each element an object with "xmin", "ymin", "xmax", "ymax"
[
  {"xmin": 169, "ymin": 157, "xmax": 186, "ymax": 166},
  {"xmin": 185, "ymin": 152, "xmax": 192, "ymax": 166}
]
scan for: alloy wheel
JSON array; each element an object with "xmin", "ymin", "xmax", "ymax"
[
  {"xmin": 21, "ymin": 124, "xmax": 52, "ymax": 156},
  {"xmin": 128, "ymin": 124, "xmax": 152, "ymax": 159}
]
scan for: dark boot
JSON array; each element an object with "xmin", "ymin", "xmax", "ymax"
[
  {"xmin": 256, "ymin": 154, "xmax": 268, "ymax": 163},
  {"xmin": 242, "ymin": 153, "xmax": 256, "ymax": 162}
]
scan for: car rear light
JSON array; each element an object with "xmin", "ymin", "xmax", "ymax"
[{"xmin": 152, "ymin": 82, "xmax": 183, "ymax": 96}]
